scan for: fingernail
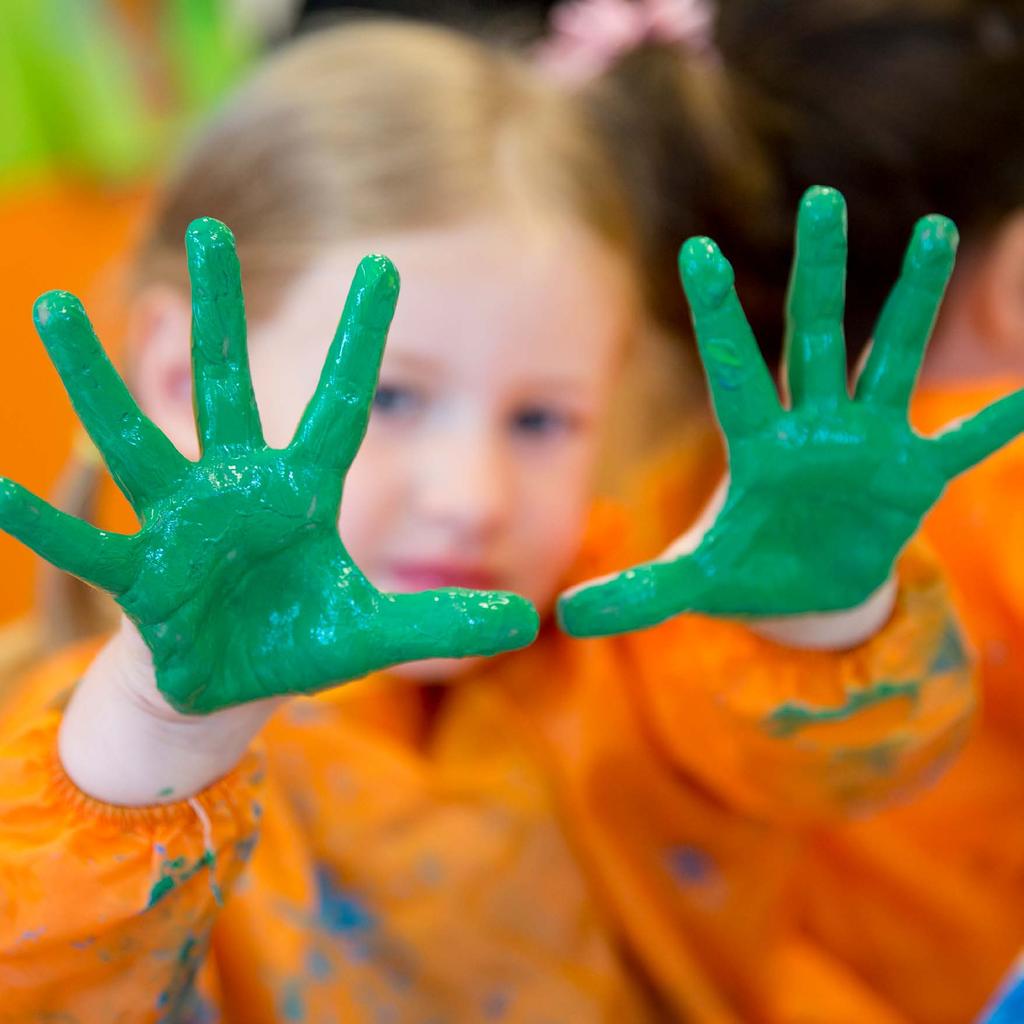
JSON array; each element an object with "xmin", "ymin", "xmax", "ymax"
[
  {"xmin": 186, "ymin": 217, "xmax": 235, "ymax": 256},
  {"xmin": 800, "ymin": 186, "xmax": 847, "ymax": 238},
  {"xmin": 680, "ymin": 237, "xmax": 734, "ymax": 307},
  {"xmin": 359, "ymin": 254, "xmax": 399, "ymax": 290},
  {"xmin": 33, "ymin": 290, "xmax": 79, "ymax": 328},
  {"xmin": 907, "ymin": 215, "xmax": 959, "ymax": 276}
]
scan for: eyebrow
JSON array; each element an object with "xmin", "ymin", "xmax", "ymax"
[
  {"xmin": 386, "ymin": 351, "xmax": 584, "ymax": 383},
  {"xmin": 516, "ymin": 375, "xmax": 593, "ymax": 393},
  {"xmin": 381, "ymin": 350, "xmax": 439, "ymax": 372},
  {"xmin": 383, "ymin": 350, "xmax": 595, "ymax": 397}
]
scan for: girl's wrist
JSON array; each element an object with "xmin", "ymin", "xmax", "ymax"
[
  {"xmin": 58, "ymin": 616, "xmax": 283, "ymax": 806},
  {"xmin": 746, "ymin": 575, "xmax": 898, "ymax": 650}
]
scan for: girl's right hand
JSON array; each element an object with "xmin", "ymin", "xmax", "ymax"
[{"xmin": 0, "ymin": 221, "xmax": 537, "ymax": 717}]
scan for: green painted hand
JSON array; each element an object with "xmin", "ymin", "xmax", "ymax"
[
  {"xmin": 0, "ymin": 219, "xmax": 538, "ymax": 712},
  {"xmin": 559, "ymin": 186, "xmax": 1024, "ymax": 637}
]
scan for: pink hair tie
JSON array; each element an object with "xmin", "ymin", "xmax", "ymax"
[{"xmin": 535, "ymin": 0, "xmax": 717, "ymax": 83}]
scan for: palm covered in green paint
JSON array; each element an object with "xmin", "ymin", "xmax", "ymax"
[
  {"xmin": 560, "ymin": 186, "xmax": 1024, "ymax": 637},
  {"xmin": 0, "ymin": 219, "xmax": 537, "ymax": 713}
]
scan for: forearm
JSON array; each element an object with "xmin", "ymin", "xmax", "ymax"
[{"xmin": 58, "ymin": 616, "xmax": 282, "ymax": 806}]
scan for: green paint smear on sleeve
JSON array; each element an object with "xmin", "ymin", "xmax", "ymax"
[
  {"xmin": 929, "ymin": 621, "xmax": 967, "ymax": 674},
  {"xmin": 766, "ymin": 679, "xmax": 921, "ymax": 738},
  {"xmin": 148, "ymin": 875, "xmax": 177, "ymax": 908},
  {"xmin": 147, "ymin": 849, "xmax": 219, "ymax": 909}
]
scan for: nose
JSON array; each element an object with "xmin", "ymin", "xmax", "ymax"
[{"xmin": 412, "ymin": 422, "xmax": 508, "ymax": 540}]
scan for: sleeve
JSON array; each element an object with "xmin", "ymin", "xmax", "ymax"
[
  {"xmin": 625, "ymin": 540, "xmax": 974, "ymax": 823},
  {"xmin": 914, "ymin": 381, "xmax": 1024, "ymax": 741},
  {"xmin": 0, "ymin": 650, "xmax": 265, "ymax": 1021}
]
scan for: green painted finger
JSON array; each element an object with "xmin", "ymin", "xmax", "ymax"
[
  {"xmin": 678, "ymin": 237, "xmax": 780, "ymax": 440},
  {"xmin": 557, "ymin": 558, "xmax": 709, "ymax": 637},
  {"xmin": 185, "ymin": 217, "xmax": 264, "ymax": 451},
  {"xmin": 0, "ymin": 477, "xmax": 135, "ymax": 592},
  {"xmin": 931, "ymin": 387, "xmax": 1024, "ymax": 479},
  {"xmin": 371, "ymin": 589, "xmax": 540, "ymax": 665},
  {"xmin": 785, "ymin": 186, "xmax": 849, "ymax": 407},
  {"xmin": 855, "ymin": 215, "xmax": 959, "ymax": 411},
  {"xmin": 33, "ymin": 291, "xmax": 188, "ymax": 509},
  {"xmin": 289, "ymin": 255, "xmax": 399, "ymax": 472}
]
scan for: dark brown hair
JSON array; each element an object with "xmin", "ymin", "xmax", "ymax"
[{"xmin": 588, "ymin": 0, "xmax": 1024, "ymax": 362}]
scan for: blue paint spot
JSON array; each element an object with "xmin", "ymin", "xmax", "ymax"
[
  {"xmin": 195, "ymin": 998, "xmax": 217, "ymax": 1024},
  {"xmin": 667, "ymin": 845, "xmax": 716, "ymax": 886},
  {"xmin": 483, "ymin": 990, "xmax": 511, "ymax": 1019},
  {"xmin": 930, "ymin": 622, "xmax": 967, "ymax": 674},
  {"xmin": 156, "ymin": 931, "xmax": 211, "ymax": 1024},
  {"xmin": 306, "ymin": 948, "xmax": 331, "ymax": 980},
  {"xmin": 979, "ymin": 966, "xmax": 1024, "ymax": 1023},
  {"xmin": 167, "ymin": 989, "xmax": 216, "ymax": 1024},
  {"xmin": 252, "ymin": 800, "xmax": 263, "ymax": 820},
  {"xmin": 281, "ymin": 981, "xmax": 305, "ymax": 1022},
  {"xmin": 154, "ymin": 843, "xmax": 167, "ymax": 856},
  {"xmin": 316, "ymin": 866, "xmax": 375, "ymax": 936},
  {"xmin": 70, "ymin": 935, "xmax": 97, "ymax": 951},
  {"xmin": 235, "ymin": 833, "xmax": 260, "ymax": 862}
]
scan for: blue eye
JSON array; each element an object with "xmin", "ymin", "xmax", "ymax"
[
  {"xmin": 372, "ymin": 384, "xmax": 419, "ymax": 416},
  {"xmin": 512, "ymin": 406, "xmax": 572, "ymax": 437}
]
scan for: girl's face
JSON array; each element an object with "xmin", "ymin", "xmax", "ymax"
[{"xmin": 145, "ymin": 215, "xmax": 633, "ymax": 678}]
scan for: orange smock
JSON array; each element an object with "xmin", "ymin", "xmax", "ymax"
[{"xmin": 0, "ymin": 383, "xmax": 1020, "ymax": 1023}]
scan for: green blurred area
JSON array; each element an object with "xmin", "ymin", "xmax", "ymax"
[{"xmin": 0, "ymin": 0, "xmax": 258, "ymax": 188}]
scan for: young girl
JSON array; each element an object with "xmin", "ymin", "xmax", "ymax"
[{"xmin": 0, "ymin": 17, "xmax": 1019, "ymax": 1024}]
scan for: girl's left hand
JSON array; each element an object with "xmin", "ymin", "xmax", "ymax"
[{"xmin": 559, "ymin": 186, "xmax": 1024, "ymax": 638}]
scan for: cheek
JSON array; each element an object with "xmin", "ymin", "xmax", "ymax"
[
  {"xmin": 248, "ymin": 340, "xmax": 326, "ymax": 449},
  {"xmin": 508, "ymin": 439, "xmax": 599, "ymax": 611},
  {"xmin": 336, "ymin": 433, "xmax": 403, "ymax": 584}
]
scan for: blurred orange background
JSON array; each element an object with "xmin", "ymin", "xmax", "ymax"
[
  {"xmin": 0, "ymin": 182, "xmax": 150, "ymax": 623},
  {"xmin": 0, "ymin": 0, "xmax": 263, "ymax": 624}
]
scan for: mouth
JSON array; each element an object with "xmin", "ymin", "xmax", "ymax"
[{"xmin": 387, "ymin": 561, "xmax": 502, "ymax": 592}]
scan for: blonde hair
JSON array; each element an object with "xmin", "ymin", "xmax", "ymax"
[
  {"xmin": 35, "ymin": 17, "xmax": 688, "ymax": 654},
  {"xmin": 137, "ymin": 19, "xmax": 635, "ymax": 315}
]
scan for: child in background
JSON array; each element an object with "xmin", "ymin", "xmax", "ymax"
[
  {"xmin": 573, "ymin": 0, "xmax": 1024, "ymax": 369},
  {"xmin": 0, "ymin": 16, "xmax": 1019, "ymax": 1024},
  {"xmin": 564, "ymin": 0, "xmax": 1024, "ymax": 1019}
]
